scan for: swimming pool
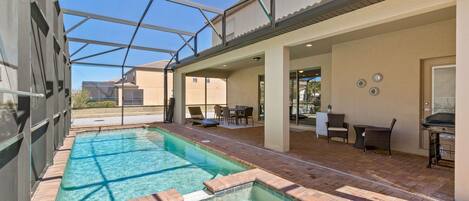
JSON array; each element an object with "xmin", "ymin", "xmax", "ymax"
[{"xmin": 56, "ymin": 128, "xmax": 247, "ymax": 201}]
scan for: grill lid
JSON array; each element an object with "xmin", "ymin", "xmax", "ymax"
[{"xmin": 422, "ymin": 113, "xmax": 455, "ymax": 128}]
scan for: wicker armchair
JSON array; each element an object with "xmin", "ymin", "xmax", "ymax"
[
  {"xmin": 326, "ymin": 113, "xmax": 349, "ymax": 143},
  {"xmin": 238, "ymin": 107, "xmax": 254, "ymax": 126},
  {"xmin": 363, "ymin": 119, "xmax": 397, "ymax": 155}
]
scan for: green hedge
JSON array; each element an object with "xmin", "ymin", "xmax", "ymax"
[{"xmin": 86, "ymin": 101, "xmax": 117, "ymax": 108}]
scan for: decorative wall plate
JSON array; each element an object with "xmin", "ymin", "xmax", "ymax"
[
  {"xmin": 369, "ymin": 87, "xmax": 380, "ymax": 96},
  {"xmin": 372, "ymin": 73, "xmax": 384, "ymax": 82},
  {"xmin": 356, "ymin": 79, "xmax": 367, "ymax": 88}
]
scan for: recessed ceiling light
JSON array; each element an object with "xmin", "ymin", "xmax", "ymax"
[
  {"xmin": 222, "ymin": 64, "xmax": 227, "ymax": 67},
  {"xmin": 252, "ymin": 57, "xmax": 261, "ymax": 61},
  {"xmin": 306, "ymin": 44, "xmax": 313, "ymax": 47},
  {"xmin": 299, "ymin": 70, "xmax": 304, "ymax": 73}
]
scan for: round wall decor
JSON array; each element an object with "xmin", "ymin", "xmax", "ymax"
[
  {"xmin": 369, "ymin": 87, "xmax": 380, "ymax": 96},
  {"xmin": 372, "ymin": 73, "xmax": 384, "ymax": 82},
  {"xmin": 356, "ymin": 79, "xmax": 367, "ymax": 88}
]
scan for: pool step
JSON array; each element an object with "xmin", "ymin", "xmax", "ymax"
[{"xmin": 183, "ymin": 190, "xmax": 213, "ymax": 201}]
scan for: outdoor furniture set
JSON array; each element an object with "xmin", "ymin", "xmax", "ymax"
[
  {"xmin": 215, "ymin": 105, "xmax": 254, "ymax": 126},
  {"xmin": 325, "ymin": 113, "xmax": 397, "ymax": 155},
  {"xmin": 188, "ymin": 105, "xmax": 254, "ymax": 127}
]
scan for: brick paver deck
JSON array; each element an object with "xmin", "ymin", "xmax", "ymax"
[
  {"xmin": 31, "ymin": 131, "xmax": 76, "ymax": 201},
  {"xmin": 156, "ymin": 123, "xmax": 454, "ymax": 201}
]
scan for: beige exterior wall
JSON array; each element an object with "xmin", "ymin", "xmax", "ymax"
[
  {"xmin": 135, "ymin": 69, "xmax": 173, "ymax": 106},
  {"xmin": 185, "ymin": 77, "xmax": 227, "ymax": 106},
  {"xmin": 185, "ymin": 76, "xmax": 205, "ymax": 105},
  {"xmin": 455, "ymin": 0, "xmax": 469, "ymax": 199},
  {"xmin": 117, "ymin": 69, "xmax": 226, "ymax": 107},
  {"xmin": 330, "ymin": 19, "xmax": 455, "ymax": 155},
  {"xmin": 212, "ymin": 0, "xmax": 322, "ymax": 45},
  {"xmin": 227, "ymin": 65, "xmax": 263, "ymax": 119}
]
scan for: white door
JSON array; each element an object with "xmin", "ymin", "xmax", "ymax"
[{"xmin": 420, "ymin": 56, "xmax": 455, "ymax": 149}]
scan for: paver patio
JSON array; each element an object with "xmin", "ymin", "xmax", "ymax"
[{"xmin": 155, "ymin": 123, "xmax": 454, "ymax": 201}]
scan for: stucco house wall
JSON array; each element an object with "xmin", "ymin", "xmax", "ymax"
[
  {"xmin": 135, "ymin": 69, "xmax": 173, "ymax": 106},
  {"xmin": 185, "ymin": 76, "xmax": 227, "ymax": 107},
  {"xmin": 330, "ymin": 19, "xmax": 455, "ymax": 155},
  {"xmin": 212, "ymin": 0, "xmax": 322, "ymax": 45}
]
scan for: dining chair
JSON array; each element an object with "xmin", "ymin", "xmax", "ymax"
[
  {"xmin": 222, "ymin": 107, "xmax": 235, "ymax": 125},
  {"xmin": 238, "ymin": 107, "xmax": 254, "ymax": 126},
  {"xmin": 326, "ymin": 113, "xmax": 349, "ymax": 143},
  {"xmin": 214, "ymin": 105, "xmax": 223, "ymax": 121}
]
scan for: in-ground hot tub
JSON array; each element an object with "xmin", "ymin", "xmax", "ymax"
[{"xmin": 201, "ymin": 182, "xmax": 294, "ymax": 201}]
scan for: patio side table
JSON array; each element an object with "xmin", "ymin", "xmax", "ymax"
[{"xmin": 353, "ymin": 125, "xmax": 369, "ymax": 149}]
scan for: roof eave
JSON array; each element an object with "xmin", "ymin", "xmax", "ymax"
[{"xmin": 171, "ymin": 0, "xmax": 384, "ymax": 70}]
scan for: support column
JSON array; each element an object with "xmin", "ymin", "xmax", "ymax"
[
  {"xmin": 163, "ymin": 68, "xmax": 168, "ymax": 121},
  {"xmin": 455, "ymin": 0, "xmax": 469, "ymax": 199},
  {"xmin": 173, "ymin": 70, "xmax": 186, "ymax": 124},
  {"xmin": 264, "ymin": 46, "xmax": 290, "ymax": 152}
]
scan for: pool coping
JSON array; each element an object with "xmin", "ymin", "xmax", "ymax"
[{"xmin": 203, "ymin": 168, "xmax": 347, "ymax": 201}]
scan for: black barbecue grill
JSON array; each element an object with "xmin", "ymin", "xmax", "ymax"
[
  {"xmin": 422, "ymin": 112, "xmax": 455, "ymax": 128},
  {"xmin": 422, "ymin": 113, "xmax": 455, "ymax": 168}
]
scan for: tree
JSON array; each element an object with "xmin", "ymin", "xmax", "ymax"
[
  {"xmin": 308, "ymin": 81, "xmax": 321, "ymax": 112},
  {"xmin": 72, "ymin": 89, "xmax": 90, "ymax": 109}
]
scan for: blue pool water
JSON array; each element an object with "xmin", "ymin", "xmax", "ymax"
[{"xmin": 56, "ymin": 128, "xmax": 247, "ymax": 201}]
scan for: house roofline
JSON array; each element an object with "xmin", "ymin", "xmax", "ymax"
[{"xmin": 171, "ymin": 0, "xmax": 384, "ymax": 70}]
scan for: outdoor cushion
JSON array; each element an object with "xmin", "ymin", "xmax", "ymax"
[
  {"xmin": 191, "ymin": 114, "xmax": 204, "ymax": 119},
  {"xmin": 328, "ymin": 127, "xmax": 348, "ymax": 132},
  {"xmin": 200, "ymin": 119, "xmax": 219, "ymax": 127}
]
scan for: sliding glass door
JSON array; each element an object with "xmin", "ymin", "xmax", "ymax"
[{"xmin": 258, "ymin": 68, "xmax": 321, "ymax": 126}]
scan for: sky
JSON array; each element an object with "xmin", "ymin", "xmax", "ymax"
[{"xmin": 60, "ymin": 0, "xmax": 238, "ymax": 90}]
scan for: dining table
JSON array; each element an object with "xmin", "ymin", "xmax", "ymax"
[
  {"xmin": 353, "ymin": 125, "xmax": 370, "ymax": 149},
  {"xmin": 223, "ymin": 107, "xmax": 246, "ymax": 125}
]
